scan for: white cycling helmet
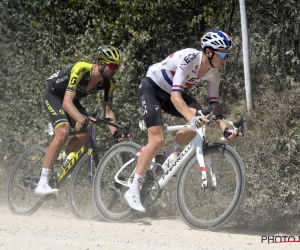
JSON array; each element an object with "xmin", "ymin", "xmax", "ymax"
[{"xmin": 201, "ymin": 30, "xmax": 233, "ymax": 50}]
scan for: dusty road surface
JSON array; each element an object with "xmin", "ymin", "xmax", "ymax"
[{"xmin": 0, "ymin": 205, "xmax": 298, "ymax": 250}]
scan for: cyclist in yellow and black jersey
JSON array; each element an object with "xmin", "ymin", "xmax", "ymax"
[
  {"xmin": 47, "ymin": 61, "xmax": 115, "ymax": 102},
  {"xmin": 35, "ymin": 45, "xmax": 125, "ymax": 197}
]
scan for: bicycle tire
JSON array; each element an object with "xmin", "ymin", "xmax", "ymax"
[
  {"xmin": 176, "ymin": 143, "xmax": 246, "ymax": 230},
  {"xmin": 69, "ymin": 152, "xmax": 102, "ymax": 220},
  {"xmin": 93, "ymin": 141, "xmax": 141, "ymax": 222},
  {"xmin": 7, "ymin": 146, "xmax": 46, "ymax": 215}
]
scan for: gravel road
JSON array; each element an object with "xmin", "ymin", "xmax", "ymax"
[{"xmin": 0, "ymin": 205, "xmax": 298, "ymax": 250}]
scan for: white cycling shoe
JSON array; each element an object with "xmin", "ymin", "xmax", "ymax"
[
  {"xmin": 124, "ymin": 190, "xmax": 146, "ymax": 213},
  {"xmin": 35, "ymin": 184, "xmax": 59, "ymax": 197}
]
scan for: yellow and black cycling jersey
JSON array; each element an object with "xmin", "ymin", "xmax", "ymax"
[{"xmin": 46, "ymin": 62, "xmax": 114, "ymax": 102}]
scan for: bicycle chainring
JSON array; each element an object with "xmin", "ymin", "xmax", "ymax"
[{"xmin": 140, "ymin": 171, "xmax": 161, "ymax": 206}]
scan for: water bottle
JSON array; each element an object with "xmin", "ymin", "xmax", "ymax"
[
  {"xmin": 54, "ymin": 152, "xmax": 64, "ymax": 173},
  {"xmin": 63, "ymin": 152, "xmax": 76, "ymax": 166}
]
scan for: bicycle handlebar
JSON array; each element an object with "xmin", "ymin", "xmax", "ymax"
[
  {"xmin": 198, "ymin": 107, "xmax": 245, "ymax": 139},
  {"xmin": 66, "ymin": 110, "xmax": 132, "ymax": 137},
  {"xmin": 90, "ymin": 110, "xmax": 132, "ymax": 137}
]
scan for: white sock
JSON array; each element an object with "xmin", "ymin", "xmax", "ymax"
[
  {"xmin": 164, "ymin": 141, "xmax": 182, "ymax": 159},
  {"xmin": 129, "ymin": 173, "xmax": 143, "ymax": 193},
  {"xmin": 38, "ymin": 168, "xmax": 52, "ymax": 186}
]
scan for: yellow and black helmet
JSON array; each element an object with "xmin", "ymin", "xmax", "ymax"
[{"xmin": 96, "ymin": 45, "xmax": 122, "ymax": 65}]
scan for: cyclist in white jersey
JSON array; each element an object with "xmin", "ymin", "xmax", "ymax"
[
  {"xmin": 146, "ymin": 48, "xmax": 220, "ymax": 99},
  {"xmin": 125, "ymin": 30, "xmax": 238, "ymax": 212}
]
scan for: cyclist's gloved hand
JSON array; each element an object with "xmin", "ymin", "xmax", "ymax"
[
  {"xmin": 223, "ymin": 127, "xmax": 233, "ymax": 137},
  {"xmin": 113, "ymin": 130, "xmax": 129, "ymax": 142},
  {"xmin": 80, "ymin": 116, "xmax": 95, "ymax": 130},
  {"xmin": 190, "ymin": 116, "xmax": 203, "ymax": 128},
  {"xmin": 223, "ymin": 127, "xmax": 239, "ymax": 141}
]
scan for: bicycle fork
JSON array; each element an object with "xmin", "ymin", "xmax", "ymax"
[{"xmin": 191, "ymin": 131, "xmax": 217, "ymax": 189}]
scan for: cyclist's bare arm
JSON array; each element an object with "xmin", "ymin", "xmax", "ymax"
[
  {"xmin": 62, "ymin": 92, "xmax": 86, "ymax": 125},
  {"xmin": 170, "ymin": 92, "xmax": 196, "ymax": 121},
  {"xmin": 207, "ymin": 103, "xmax": 240, "ymax": 140},
  {"xmin": 104, "ymin": 102, "xmax": 117, "ymax": 134},
  {"xmin": 209, "ymin": 103, "xmax": 227, "ymax": 131}
]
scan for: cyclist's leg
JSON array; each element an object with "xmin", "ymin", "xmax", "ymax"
[
  {"xmin": 176, "ymin": 100, "xmax": 202, "ymax": 145},
  {"xmin": 162, "ymin": 94, "xmax": 201, "ymax": 153},
  {"xmin": 64, "ymin": 101, "xmax": 89, "ymax": 154},
  {"xmin": 134, "ymin": 125, "xmax": 165, "ymax": 178},
  {"xmin": 35, "ymin": 87, "xmax": 70, "ymax": 196},
  {"xmin": 124, "ymin": 78, "xmax": 165, "ymax": 212}
]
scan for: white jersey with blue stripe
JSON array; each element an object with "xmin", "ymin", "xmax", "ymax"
[{"xmin": 146, "ymin": 48, "xmax": 221, "ymax": 105}]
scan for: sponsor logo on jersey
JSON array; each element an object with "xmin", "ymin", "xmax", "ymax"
[
  {"xmin": 70, "ymin": 77, "xmax": 77, "ymax": 86},
  {"xmin": 75, "ymin": 67, "xmax": 86, "ymax": 75},
  {"xmin": 180, "ymin": 53, "xmax": 197, "ymax": 70},
  {"xmin": 187, "ymin": 77, "xmax": 197, "ymax": 83},
  {"xmin": 55, "ymin": 75, "xmax": 69, "ymax": 84}
]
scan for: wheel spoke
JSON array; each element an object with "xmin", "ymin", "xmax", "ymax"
[
  {"xmin": 7, "ymin": 146, "xmax": 45, "ymax": 215},
  {"xmin": 93, "ymin": 142, "xmax": 141, "ymax": 221}
]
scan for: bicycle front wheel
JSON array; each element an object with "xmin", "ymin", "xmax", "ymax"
[
  {"xmin": 7, "ymin": 146, "xmax": 45, "ymax": 215},
  {"xmin": 69, "ymin": 152, "xmax": 103, "ymax": 220},
  {"xmin": 176, "ymin": 143, "xmax": 246, "ymax": 230},
  {"xmin": 93, "ymin": 141, "xmax": 141, "ymax": 222}
]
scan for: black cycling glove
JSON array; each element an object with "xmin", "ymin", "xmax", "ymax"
[
  {"xmin": 113, "ymin": 130, "xmax": 123, "ymax": 141},
  {"xmin": 81, "ymin": 116, "xmax": 90, "ymax": 129}
]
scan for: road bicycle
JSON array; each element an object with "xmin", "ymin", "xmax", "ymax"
[
  {"xmin": 93, "ymin": 107, "xmax": 246, "ymax": 230},
  {"xmin": 7, "ymin": 110, "xmax": 131, "ymax": 220}
]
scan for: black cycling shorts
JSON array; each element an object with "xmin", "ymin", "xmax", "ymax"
[
  {"xmin": 43, "ymin": 86, "xmax": 87, "ymax": 129},
  {"xmin": 138, "ymin": 77, "xmax": 197, "ymax": 128}
]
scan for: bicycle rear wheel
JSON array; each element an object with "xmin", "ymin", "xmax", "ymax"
[
  {"xmin": 7, "ymin": 146, "xmax": 45, "ymax": 215},
  {"xmin": 69, "ymin": 152, "xmax": 103, "ymax": 220},
  {"xmin": 93, "ymin": 141, "xmax": 141, "ymax": 222},
  {"xmin": 176, "ymin": 143, "xmax": 246, "ymax": 230}
]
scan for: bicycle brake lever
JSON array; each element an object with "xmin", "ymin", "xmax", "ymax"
[
  {"xmin": 123, "ymin": 123, "xmax": 132, "ymax": 138},
  {"xmin": 93, "ymin": 112, "xmax": 100, "ymax": 121},
  {"xmin": 87, "ymin": 109, "xmax": 101, "ymax": 120},
  {"xmin": 199, "ymin": 106, "xmax": 215, "ymax": 117},
  {"xmin": 233, "ymin": 118, "xmax": 245, "ymax": 128}
]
